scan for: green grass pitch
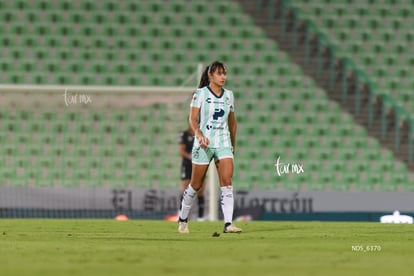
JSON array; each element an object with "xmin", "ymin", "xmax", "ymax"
[{"xmin": 0, "ymin": 219, "xmax": 413, "ymax": 276}]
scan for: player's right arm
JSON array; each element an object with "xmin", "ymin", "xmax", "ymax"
[
  {"xmin": 189, "ymin": 107, "xmax": 209, "ymax": 149},
  {"xmin": 189, "ymin": 89, "xmax": 209, "ymax": 149}
]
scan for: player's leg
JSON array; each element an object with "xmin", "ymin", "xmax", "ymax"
[
  {"xmin": 215, "ymin": 148, "xmax": 242, "ymax": 233},
  {"xmin": 196, "ymin": 180, "xmax": 206, "ymax": 221},
  {"xmin": 179, "ymin": 179, "xmax": 190, "ymax": 210},
  {"xmin": 178, "ymin": 147, "xmax": 211, "ymax": 233},
  {"xmin": 178, "ymin": 164, "xmax": 208, "ymax": 233},
  {"xmin": 179, "ymin": 164, "xmax": 208, "ymax": 219},
  {"xmin": 179, "ymin": 163, "xmax": 192, "ymax": 208},
  {"xmin": 216, "ymin": 157, "xmax": 235, "ymax": 226}
]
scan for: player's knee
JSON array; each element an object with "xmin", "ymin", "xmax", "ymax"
[
  {"xmin": 220, "ymin": 177, "xmax": 232, "ymax": 186},
  {"xmin": 191, "ymin": 182, "xmax": 203, "ymax": 191}
]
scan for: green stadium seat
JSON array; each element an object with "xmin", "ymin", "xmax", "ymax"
[{"xmin": 0, "ymin": 0, "xmax": 411, "ymax": 192}]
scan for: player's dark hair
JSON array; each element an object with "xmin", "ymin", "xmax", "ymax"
[{"xmin": 198, "ymin": 61, "xmax": 227, "ymax": 88}]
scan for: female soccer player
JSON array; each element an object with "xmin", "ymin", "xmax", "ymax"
[
  {"xmin": 178, "ymin": 125, "xmax": 205, "ymax": 221},
  {"xmin": 178, "ymin": 61, "xmax": 241, "ymax": 234}
]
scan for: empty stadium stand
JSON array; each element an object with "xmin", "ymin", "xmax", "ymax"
[
  {"xmin": 0, "ymin": 0, "xmax": 413, "ymax": 192},
  {"xmin": 288, "ymin": 0, "xmax": 414, "ymax": 116}
]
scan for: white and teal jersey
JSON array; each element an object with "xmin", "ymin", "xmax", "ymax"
[{"xmin": 190, "ymin": 86, "xmax": 235, "ymax": 148}]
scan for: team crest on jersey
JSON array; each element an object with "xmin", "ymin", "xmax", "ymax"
[{"xmin": 226, "ymin": 96, "xmax": 230, "ymax": 105}]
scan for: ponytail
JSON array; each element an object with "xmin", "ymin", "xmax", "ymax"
[{"xmin": 198, "ymin": 66, "xmax": 210, "ymax": 88}]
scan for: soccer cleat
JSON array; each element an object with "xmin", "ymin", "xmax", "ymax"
[
  {"xmin": 178, "ymin": 221, "xmax": 189, "ymax": 234},
  {"xmin": 223, "ymin": 224, "xmax": 242, "ymax": 233}
]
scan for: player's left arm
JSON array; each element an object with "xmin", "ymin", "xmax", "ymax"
[{"xmin": 228, "ymin": 111, "xmax": 237, "ymax": 154}]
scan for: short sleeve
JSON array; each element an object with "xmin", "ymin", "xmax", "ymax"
[{"xmin": 190, "ymin": 89, "xmax": 202, "ymax": 108}]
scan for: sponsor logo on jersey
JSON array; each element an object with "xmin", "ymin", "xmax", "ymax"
[{"xmin": 212, "ymin": 108, "xmax": 225, "ymax": 120}]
